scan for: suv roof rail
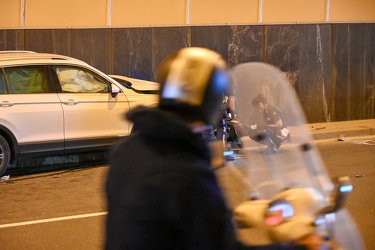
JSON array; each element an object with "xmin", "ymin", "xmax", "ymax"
[
  {"xmin": 0, "ymin": 50, "xmax": 36, "ymax": 54},
  {"xmin": 0, "ymin": 52, "xmax": 87, "ymax": 64}
]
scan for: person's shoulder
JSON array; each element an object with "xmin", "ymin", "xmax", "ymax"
[
  {"xmin": 268, "ymin": 105, "xmax": 282, "ymax": 114},
  {"xmin": 109, "ymin": 134, "xmax": 138, "ymax": 159},
  {"xmin": 267, "ymin": 105, "xmax": 278, "ymax": 113}
]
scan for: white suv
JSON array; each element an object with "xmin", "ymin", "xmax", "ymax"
[{"xmin": 0, "ymin": 51, "xmax": 159, "ymax": 175}]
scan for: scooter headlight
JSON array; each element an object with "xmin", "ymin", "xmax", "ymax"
[{"xmin": 265, "ymin": 200, "xmax": 294, "ymax": 226}]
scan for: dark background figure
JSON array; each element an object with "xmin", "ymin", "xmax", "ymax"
[
  {"xmin": 105, "ymin": 47, "xmax": 323, "ymax": 250},
  {"xmin": 201, "ymin": 79, "xmax": 238, "ymax": 160},
  {"xmin": 247, "ymin": 93, "xmax": 289, "ymax": 154},
  {"xmin": 201, "ymin": 81, "xmax": 235, "ymax": 143}
]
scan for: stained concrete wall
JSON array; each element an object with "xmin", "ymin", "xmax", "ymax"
[{"xmin": 0, "ymin": 23, "xmax": 374, "ymax": 123}]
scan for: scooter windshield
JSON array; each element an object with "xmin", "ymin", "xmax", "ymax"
[{"xmin": 230, "ymin": 62, "xmax": 333, "ymax": 200}]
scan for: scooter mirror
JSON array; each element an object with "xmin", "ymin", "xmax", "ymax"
[
  {"xmin": 317, "ymin": 175, "xmax": 352, "ymax": 216},
  {"xmin": 332, "ymin": 176, "xmax": 352, "ymax": 213}
]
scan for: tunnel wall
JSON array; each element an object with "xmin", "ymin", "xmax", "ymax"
[{"xmin": 1, "ymin": 23, "xmax": 374, "ymax": 123}]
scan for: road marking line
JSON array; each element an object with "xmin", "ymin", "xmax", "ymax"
[{"xmin": 0, "ymin": 212, "xmax": 107, "ymax": 229}]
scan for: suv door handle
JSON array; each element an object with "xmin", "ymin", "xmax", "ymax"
[
  {"xmin": 62, "ymin": 99, "xmax": 79, "ymax": 105},
  {"xmin": 1, "ymin": 101, "xmax": 14, "ymax": 107}
]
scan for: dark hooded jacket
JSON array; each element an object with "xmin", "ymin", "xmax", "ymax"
[{"xmin": 105, "ymin": 106, "xmax": 306, "ymax": 250}]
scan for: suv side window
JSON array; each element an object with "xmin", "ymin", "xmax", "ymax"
[
  {"xmin": 4, "ymin": 66, "xmax": 50, "ymax": 94},
  {"xmin": 0, "ymin": 70, "xmax": 6, "ymax": 94},
  {"xmin": 55, "ymin": 66, "xmax": 109, "ymax": 93}
]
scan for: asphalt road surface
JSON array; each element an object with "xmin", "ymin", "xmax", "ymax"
[{"xmin": 0, "ymin": 136, "xmax": 374, "ymax": 250}]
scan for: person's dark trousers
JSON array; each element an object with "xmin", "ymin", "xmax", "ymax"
[
  {"xmin": 202, "ymin": 117, "xmax": 227, "ymax": 143},
  {"xmin": 216, "ymin": 117, "xmax": 227, "ymax": 141},
  {"xmin": 202, "ymin": 128, "xmax": 215, "ymax": 143},
  {"xmin": 247, "ymin": 125, "xmax": 281, "ymax": 150}
]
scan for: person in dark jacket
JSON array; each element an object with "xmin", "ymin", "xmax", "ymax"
[
  {"xmin": 248, "ymin": 93, "xmax": 289, "ymax": 154},
  {"xmin": 105, "ymin": 47, "xmax": 322, "ymax": 250}
]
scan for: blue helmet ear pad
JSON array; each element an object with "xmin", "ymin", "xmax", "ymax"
[{"xmin": 201, "ymin": 69, "xmax": 230, "ymax": 125}]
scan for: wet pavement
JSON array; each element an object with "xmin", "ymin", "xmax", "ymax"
[{"xmin": 308, "ymin": 119, "xmax": 375, "ymax": 140}]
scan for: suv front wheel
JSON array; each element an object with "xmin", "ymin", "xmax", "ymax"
[{"xmin": 0, "ymin": 135, "xmax": 11, "ymax": 176}]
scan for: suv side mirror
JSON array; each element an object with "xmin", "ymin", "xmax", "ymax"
[{"xmin": 111, "ymin": 83, "xmax": 120, "ymax": 98}]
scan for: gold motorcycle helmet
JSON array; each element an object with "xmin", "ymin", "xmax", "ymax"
[{"xmin": 157, "ymin": 47, "xmax": 229, "ymax": 125}]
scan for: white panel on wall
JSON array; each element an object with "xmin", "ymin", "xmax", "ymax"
[
  {"xmin": 0, "ymin": 0, "xmax": 21, "ymax": 28},
  {"xmin": 25, "ymin": 0, "xmax": 108, "ymax": 28}
]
